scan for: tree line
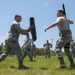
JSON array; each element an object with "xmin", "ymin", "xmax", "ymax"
[{"xmin": 1, "ymin": 46, "xmax": 56, "ymax": 56}]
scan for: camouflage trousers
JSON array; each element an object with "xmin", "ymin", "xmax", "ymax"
[
  {"xmin": 22, "ymin": 48, "xmax": 33, "ymax": 61},
  {"xmin": 31, "ymin": 49, "xmax": 36, "ymax": 58},
  {"xmin": 71, "ymin": 46, "xmax": 75, "ymax": 58},
  {"xmin": 0, "ymin": 38, "xmax": 23, "ymax": 61},
  {"xmin": 45, "ymin": 49, "xmax": 50, "ymax": 58},
  {"xmin": 55, "ymin": 30, "xmax": 72, "ymax": 57}
]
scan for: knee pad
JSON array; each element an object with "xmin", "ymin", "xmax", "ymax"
[
  {"xmin": 64, "ymin": 43, "xmax": 70, "ymax": 48},
  {"xmin": 55, "ymin": 49, "xmax": 63, "ymax": 57}
]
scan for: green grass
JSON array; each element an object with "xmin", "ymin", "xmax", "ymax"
[{"xmin": 0, "ymin": 55, "xmax": 75, "ymax": 75}]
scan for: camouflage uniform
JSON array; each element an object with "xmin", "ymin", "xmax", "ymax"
[
  {"xmin": 0, "ymin": 43, "xmax": 3, "ymax": 54},
  {"xmin": 0, "ymin": 20, "xmax": 29, "ymax": 69},
  {"xmin": 70, "ymin": 39, "xmax": 75, "ymax": 58},
  {"xmin": 22, "ymin": 34, "xmax": 33, "ymax": 61},
  {"xmin": 10, "ymin": 49, "xmax": 15, "ymax": 57},
  {"xmin": 43, "ymin": 41, "xmax": 52, "ymax": 58},
  {"xmin": 31, "ymin": 42, "xmax": 36, "ymax": 58},
  {"xmin": 45, "ymin": 10, "xmax": 74, "ymax": 68},
  {"xmin": 55, "ymin": 16, "xmax": 74, "ymax": 67}
]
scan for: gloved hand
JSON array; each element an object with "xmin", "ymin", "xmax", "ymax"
[{"xmin": 27, "ymin": 26, "xmax": 32, "ymax": 32}]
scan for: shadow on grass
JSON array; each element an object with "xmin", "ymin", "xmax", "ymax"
[
  {"xmin": 40, "ymin": 67, "xmax": 48, "ymax": 70},
  {"xmin": 67, "ymin": 67, "xmax": 75, "ymax": 70},
  {"xmin": 29, "ymin": 60, "xmax": 37, "ymax": 62},
  {"xmin": 10, "ymin": 66, "xmax": 17, "ymax": 69},
  {"xmin": 10, "ymin": 66, "xmax": 48, "ymax": 70},
  {"xmin": 10, "ymin": 66, "xmax": 35, "ymax": 70}
]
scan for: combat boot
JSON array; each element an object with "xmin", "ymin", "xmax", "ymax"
[
  {"xmin": 55, "ymin": 57, "xmax": 66, "ymax": 69},
  {"xmin": 18, "ymin": 60, "xmax": 29, "ymax": 69},
  {"xmin": 0, "ymin": 58, "xmax": 1, "ymax": 62},
  {"xmin": 30, "ymin": 59, "xmax": 33, "ymax": 61},
  {"xmin": 69, "ymin": 58, "xmax": 75, "ymax": 67},
  {"xmin": 55, "ymin": 65, "xmax": 66, "ymax": 69}
]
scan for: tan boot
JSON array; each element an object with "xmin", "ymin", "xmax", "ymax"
[
  {"xmin": 55, "ymin": 65, "xmax": 67, "ymax": 69},
  {"xmin": 55, "ymin": 57, "xmax": 67, "ymax": 69}
]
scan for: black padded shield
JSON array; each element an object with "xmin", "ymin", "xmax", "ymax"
[
  {"xmin": 30, "ymin": 17, "xmax": 37, "ymax": 41},
  {"xmin": 62, "ymin": 4, "xmax": 66, "ymax": 17}
]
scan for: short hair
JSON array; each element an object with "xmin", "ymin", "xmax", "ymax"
[
  {"xmin": 57, "ymin": 10, "xmax": 65, "ymax": 15},
  {"xmin": 15, "ymin": 14, "xmax": 21, "ymax": 19},
  {"xmin": 46, "ymin": 40, "xmax": 48, "ymax": 42}
]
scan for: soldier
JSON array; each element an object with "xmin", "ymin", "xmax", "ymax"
[
  {"xmin": 0, "ymin": 14, "xmax": 31, "ymax": 69},
  {"xmin": 0, "ymin": 43, "xmax": 3, "ymax": 54},
  {"xmin": 10, "ymin": 49, "xmax": 15, "ymax": 57},
  {"xmin": 31, "ymin": 41, "xmax": 36, "ymax": 58},
  {"xmin": 22, "ymin": 34, "xmax": 33, "ymax": 61},
  {"xmin": 70, "ymin": 39, "xmax": 75, "ymax": 58},
  {"xmin": 43, "ymin": 40, "xmax": 52, "ymax": 58},
  {"xmin": 45, "ymin": 10, "xmax": 75, "ymax": 69}
]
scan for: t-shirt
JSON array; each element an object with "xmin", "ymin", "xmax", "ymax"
[{"xmin": 56, "ymin": 16, "xmax": 70, "ymax": 31}]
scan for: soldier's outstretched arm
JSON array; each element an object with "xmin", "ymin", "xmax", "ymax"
[
  {"xmin": 45, "ymin": 18, "xmax": 61, "ymax": 32},
  {"xmin": 50, "ymin": 44, "xmax": 52, "ymax": 48},
  {"xmin": 14, "ymin": 24, "xmax": 31, "ymax": 35},
  {"xmin": 43, "ymin": 44, "xmax": 45, "ymax": 47}
]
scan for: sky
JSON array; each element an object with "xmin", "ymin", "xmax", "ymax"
[{"xmin": 0, "ymin": 0, "xmax": 75, "ymax": 50}]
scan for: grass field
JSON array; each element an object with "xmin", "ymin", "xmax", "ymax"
[{"xmin": 0, "ymin": 55, "xmax": 75, "ymax": 75}]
